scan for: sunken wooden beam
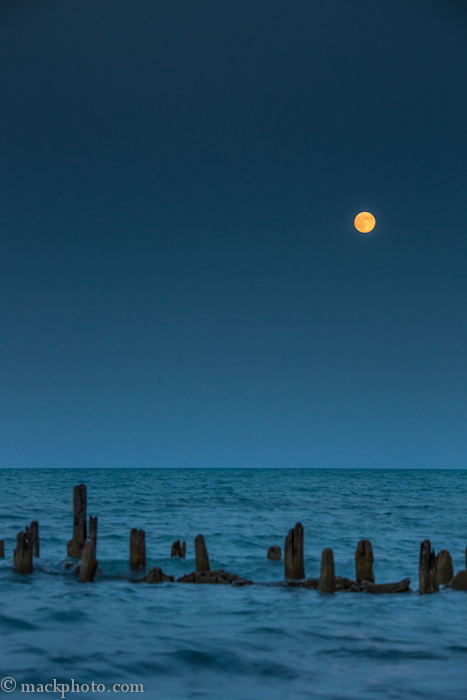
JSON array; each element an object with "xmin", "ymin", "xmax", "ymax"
[
  {"xmin": 14, "ymin": 530, "xmax": 33, "ymax": 574},
  {"xmin": 195, "ymin": 534, "xmax": 210, "ymax": 573},
  {"xmin": 29, "ymin": 521, "xmax": 39, "ymax": 558},
  {"xmin": 67, "ymin": 484, "xmax": 87, "ymax": 558},
  {"xmin": 355, "ymin": 539, "xmax": 374, "ymax": 584},
  {"xmin": 319, "ymin": 548, "xmax": 335, "ymax": 592},
  {"xmin": 284, "ymin": 523, "xmax": 304, "ymax": 580},
  {"xmin": 89, "ymin": 516, "xmax": 98, "ymax": 553},
  {"xmin": 0, "ymin": 540, "xmax": 4, "ymax": 558},
  {"xmin": 419, "ymin": 539, "xmax": 439, "ymax": 595},
  {"xmin": 355, "ymin": 578, "xmax": 411, "ymax": 594},
  {"xmin": 437, "ymin": 549, "xmax": 454, "ymax": 586},
  {"xmin": 130, "ymin": 529, "xmax": 146, "ymax": 570},
  {"xmin": 267, "ymin": 546, "xmax": 282, "ymax": 561},
  {"xmin": 78, "ymin": 539, "xmax": 98, "ymax": 583}
]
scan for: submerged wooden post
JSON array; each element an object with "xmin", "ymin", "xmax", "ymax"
[
  {"xmin": 78, "ymin": 539, "xmax": 98, "ymax": 583},
  {"xmin": 14, "ymin": 531, "xmax": 33, "ymax": 574},
  {"xmin": 0, "ymin": 540, "xmax": 4, "ymax": 558},
  {"xmin": 195, "ymin": 534, "xmax": 210, "ymax": 573},
  {"xmin": 355, "ymin": 539, "xmax": 374, "ymax": 584},
  {"xmin": 29, "ymin": 521, "xmax": 39, "ymax": 557},
  {"xmin": 284, "ymin": 523, "xmax": 304, "ymax": 579},
  {"xmin": 465, "ymin": 545, "xmax": 467, "ymax": 570},
  {"xmin": 130, "ymin": 529, "xmax": 146, "ymax": 570},
  {"xmin": 267, "ymin": 545, "xmax": 282, "ymax": 561},
  {"xmin": 419, "ymin": 539, "xmax": 439, "ymax": 595},
  {"xmin": 319, "ymin": 548, "xmax": 335, "ymax": 592},
  {"xmin": 437, "ymin": 549, "xmax": 454, "ymax": 585},
  {"xmin": 67, "ymin": 484, "xmax": 87, "ymax": 557},
  {"xmin": 88, "ymin": 516, "xmax": 98, "ymax": 553}
]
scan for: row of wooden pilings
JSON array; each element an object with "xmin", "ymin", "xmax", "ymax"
[{"xmin": 4, "ymin": 485, "xmax": 467, "ymax": 592}]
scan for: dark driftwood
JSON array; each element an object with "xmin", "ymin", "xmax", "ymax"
[{"xmin": 284, "ymin": 523, "xmax": 304, "ymax": 580}]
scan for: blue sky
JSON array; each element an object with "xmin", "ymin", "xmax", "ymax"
[{"xmin": 1, "ymin": 0, "xmax": 466, "ymax": 468}]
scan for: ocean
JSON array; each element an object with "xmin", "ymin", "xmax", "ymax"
[{"xmin": 0, "ymin": 468, "xmax": 466, "ymax": 700}]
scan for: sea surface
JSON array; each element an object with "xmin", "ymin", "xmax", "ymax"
[{"xmin": 0, "ymin": 468, "xmax": 466, "ymax": 700}]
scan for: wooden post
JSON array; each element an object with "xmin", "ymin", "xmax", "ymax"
[
  {"xmin": 171, "ymin": 540, "xmax": 186, "ymax": 558},
  {"xmin": 355, "ymin": 539, "xmax": 374, "ymax": 584},
  {"xmin": 284, "ymin": 523, "xmax": 304, "ymax": 579},
  {"xmin": 319, "ymin": 548, "xmax": 335, "ymax": 592},
  {"xmin": 78, "ymin": 539, "xmax": 98, "ymax": 583},
  {"xmin": 14, "ymin": 531, "xmax": 33, "ymax": 574},
  {"xmin": 130, "ymin": 529, "xmax": 146, "ymax": 570},
  {"xmin": 0, "ymin": 540, "xmax": 4, "ymax": 558},
  {"xmin": 267, "ymin": 545, "xmax": 282, "ymax": 561},
  {"xmin": 195, "ymin": 534, "xmax": 210, "ymax": 573},
  {"xmin": 67, "ymin": 484, "xmax": 87, "ymax": 557},
  {"xmin": 437, "ymin": 549, "xmax": 454, "ymax": 585},
  {"xmin": 89, "ymin": 516, "xmax": 98, "ymax": 553},
  {"xmin": 419, "ymin": 539, "xmax": 439, "ymax": 595},
  {"xmin": 29, "ymin": 521, "xmax": 39, "ymax": 557}
]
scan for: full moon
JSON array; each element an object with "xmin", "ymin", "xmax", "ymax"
[{"xmin": 354, "ymin": 211, "xmax": 376, "ymax": 233}]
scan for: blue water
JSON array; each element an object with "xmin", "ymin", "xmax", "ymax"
[{"xmin": 1, "ymin": 468, "xmax": 467, "ymax": 700}]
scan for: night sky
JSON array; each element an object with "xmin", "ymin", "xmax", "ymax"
[{"xmin": 1, "ymin": 0, "xmax": 466, "ymax": 469}]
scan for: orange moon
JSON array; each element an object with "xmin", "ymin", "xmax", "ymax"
[{"xmin": 354, "ymin": 211, "xmax": 376, "ymax": 233}]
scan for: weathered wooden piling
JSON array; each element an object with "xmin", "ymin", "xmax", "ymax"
[
  {"xmin": 88, "ymin": 516, "xmax": 98, "ymax": 553},
  {"xmin": 355, "ymin": 539, "xmax": 374, "ymax": 584},
  {"xmin": 284, "ymin": 523, "xmax": 304, "ymax": 579},
  {"xmin": 14, "ymin": 531, "xmax": 33, "ymax": 574},
  {"xmin": 0, "ymin": 540, "xmax": 4, "ymax": 558},
  {"xmin": 447, "ymin": 570, "xmax": 467, "ymax": 591},
  {"xmin": 130, "ymin": 528, "xmax": 146, "ymax": 570},
  {"xmin": 419, "ymin": 539, "xmax": 439, "ymax": 595},
  {"xmin": 465, "ymin": 545, "xmax": 467, "ymax": 570},
  {"xmin": 144, "ymin": 566, "xmax": 175, "ymax": 583},
  {"xmin": 67, "ymin": 484, "xmax": 87, "ymax": 558},
  {"xmin": 29, "ymin": 521, "xmax": 39, "ymax": 557},
  {"xmin": 195, "ymin": 534, "xmax": 210, "ymax": 573},
  {"xmin": 78, "ymin": 539, "xmax": 98, "ymax": 583},
  {"xmin": 267, "ymin": 545, "xmax": 282, "ymax": 561},
  {"xmin": 319, "ymin": 548, "xmax": 335, "ymax": 592},
  {"xmin": 171, "ymin": 540, "xmax": 186, "ymax": 558},
  {"xmin": 437, "ymin": 549, "xmax": 454, "ymax": 585}
]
